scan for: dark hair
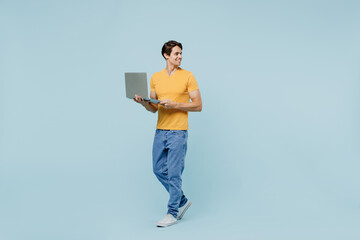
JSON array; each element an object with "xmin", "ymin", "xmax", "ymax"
[{"xmin": 161, "ymin": 40, "xmax": 183, "ymax": 59}]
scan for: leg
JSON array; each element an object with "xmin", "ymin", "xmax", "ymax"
[
  {"xmin": 152, "ymin": 130, "xmax": 170, "ymax": 192},
  {"xmin": 166, "ymin": 130, "xmax": 188, "ymax": 217}
]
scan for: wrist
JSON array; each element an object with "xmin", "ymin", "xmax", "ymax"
[{"xmin": 175, "ymin": 102, "xmax": 180, "ymax": 109}]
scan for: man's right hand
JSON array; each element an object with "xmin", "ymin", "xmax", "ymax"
[
  {"xmin": 133, "ymin": 94, "xmax": 148, "ymax": 106},
  {"xmin": 133, "ymin": 93, "xmax": 158, "ymax": 113}
]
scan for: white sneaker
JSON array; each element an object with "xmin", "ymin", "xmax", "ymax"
[
  {"xmin": 177, "ymin": 200, "xmax": 192, "ymax": 220},
  {"xmin": 156, "ymin": 214, "xmax": 177, "ymax": 227}
]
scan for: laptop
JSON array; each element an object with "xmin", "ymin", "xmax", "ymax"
[{"xmin": 124, "ymin": 72, "xmax": 160, "ymax": 104}]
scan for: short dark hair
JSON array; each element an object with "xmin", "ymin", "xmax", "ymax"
[{"xmin": 161, "ymin": 40, "xmax": 183, "ymax": 59}]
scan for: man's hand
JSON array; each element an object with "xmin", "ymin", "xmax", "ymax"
[
  {"xmin": 160, "ymin": 99, "xmax": 178, "ymax": 109},
  {"xmin": 133, "ymin": 94, "xmax": 148, "ymax": 106},
  {"xmin": 133, "ymin": 94, "xmax": 158, "ymax": 113},
  {"xmin": 159, "ymin": 90, "xmax": 202, "ymax": 112}
]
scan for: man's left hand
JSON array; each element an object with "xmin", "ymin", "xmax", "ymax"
[{"xmin": 160, "ymin": 99, "xmax": 178, "ymax": 109}]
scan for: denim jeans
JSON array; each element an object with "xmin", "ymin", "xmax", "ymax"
[{"xmin": 152, "ymin": 129, "xmax": 188, "ymax": 218}]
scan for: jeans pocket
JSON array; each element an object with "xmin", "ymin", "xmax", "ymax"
[{"xmin": 172, "ymin": 130, "xmax": 186, "ymax": 137}]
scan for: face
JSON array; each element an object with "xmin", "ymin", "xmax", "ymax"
[{"xmin": 165, "ymin": 46, "xmax": 182, "ymax": 67}]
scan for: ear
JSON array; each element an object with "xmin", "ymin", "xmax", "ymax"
[{"xmin": 163, "ymin": 53, "xmax": 169, "ymax": 60}]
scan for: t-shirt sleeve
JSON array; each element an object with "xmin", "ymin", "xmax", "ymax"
[
  {"xmin": 150, "ymin": 75, "xmax": 155, "ymax": 92},
  {"xmin": 187, "ymin": 73, "xmax": 199, "ymax": 92}
]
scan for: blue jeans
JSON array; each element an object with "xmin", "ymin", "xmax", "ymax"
[{"xmin": 152, "ymin": 129, "xmax": 188, "ymax": 218}]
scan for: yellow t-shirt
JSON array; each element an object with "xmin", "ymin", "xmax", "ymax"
[{"xmin": 150, "ymin": 68, "xmax": 199, "ymax": 130}]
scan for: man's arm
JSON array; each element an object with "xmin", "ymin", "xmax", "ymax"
[
  {"xmin": 160, "ymin": 89, "xmax": 202, "ymax": 112},
  {"xmin": 133, "ymin": 91, "xmax": 158, "ymax": 113}
]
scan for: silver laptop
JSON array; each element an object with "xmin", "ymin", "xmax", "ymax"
[{"xmin": 124, "ymin": 72, "xmax": 160, "ymax": 104}]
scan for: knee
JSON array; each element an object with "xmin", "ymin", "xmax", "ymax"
[
  {"xmin": 153, "ymin": 166, "xmax": 166, "ymax": 178},
  {"xmin": 153, "ymin": 167, "xmax": 159, "ymax": 176}
]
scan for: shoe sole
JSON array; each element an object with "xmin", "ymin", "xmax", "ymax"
[
  {"xmin": 156, "ymin": 221, "xmax": 177, "ymax": 227},
  {"xmin": 177, "ymin": 201, "xmax": 192, "ymax": 220}
]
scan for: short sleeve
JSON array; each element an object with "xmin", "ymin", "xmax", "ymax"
[
  {"xmin": 187, "ymin": 73, "xmax": 199, "ymax": 92},
  {"xmin": 150, "ymin": 75, "xmax": 155, "ymax": 92}
]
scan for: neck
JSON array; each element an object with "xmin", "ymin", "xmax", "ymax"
[{"xmin": 165, "ymin": 63, "xmax": 179, "ymax": 76}]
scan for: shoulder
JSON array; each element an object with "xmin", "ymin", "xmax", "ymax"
[
  {"xmin": 179, "ymin": 68, "xmax": 198, "ymax": 90},
  {"xmin": 178, "ymin": 68, "xmax": 192, "ymax": 75},
  {"xmin": 177, "ymin": 68, "xmax": 195, "ymax": 80},
  {"xmin": 151, "ymin": 69, "xmax": 166, "ymax": 78},
  {"xmin": 150, "ymin": 70, "xmax": 165, "ymax": 85}
]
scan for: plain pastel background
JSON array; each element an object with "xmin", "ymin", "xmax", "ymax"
[{"xmin": 1, "ymin": 0, "xmax": 359, "ymax": 239}]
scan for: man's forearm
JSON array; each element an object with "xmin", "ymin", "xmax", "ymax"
[
  {"xmin": 175, "ymin": 101, "xmax": 202, "ymax": 112},
  {"xmin": 142, "ymin": 102, "xmax": 158, "ymax": 113}
]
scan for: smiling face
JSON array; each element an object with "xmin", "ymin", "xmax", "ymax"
[{"xmin": 164, "ymin": 46, "xmax": 182, "ymax": 67}]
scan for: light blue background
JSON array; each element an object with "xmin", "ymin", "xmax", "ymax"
[{"xmin": 1, "ymin": 0, "xmax": 359, "ymax": 239}]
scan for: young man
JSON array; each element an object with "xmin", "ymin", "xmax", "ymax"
[{"xmin": 134, "ymin": 40, "xmax": 202, "ymax": 227}]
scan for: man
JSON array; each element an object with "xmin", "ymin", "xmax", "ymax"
[{"xmin": 133, "ymin": 40, "xmax": 202, "ymax": 227}]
